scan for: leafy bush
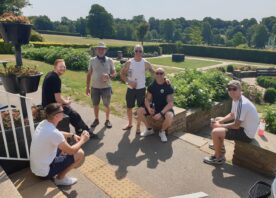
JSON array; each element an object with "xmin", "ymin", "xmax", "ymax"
[
  {"xmin": 172, "ymin": 69, "xmax": 229, "ymax": 109},
  {"xmin": 264, "ymin": 88, "xmax": 276, "ymax": 104},
  {"xmin": 263, "ymin": 105, "xmax": 276, "ymax": 134},
  {"xmin": 257, "ymin": 76, "xmax": 276, "ymax": 89},
  {"xmin": 226, "ymin": 65, "xmax": 234, "ymax": 73},
  {"xmin": 30, "ymin": 30, "xmax": 44, "ymax": 42},
  {"xmin": 23, "ymin": 47, "xmax": 89, "ymax": 71},
  {"xmin": 0, "ymin": 41, "xmax": 13, "ymax": 54},
  {"xmin": 242, "ymin": 83, "xmax": 263, "ymax": 104}
]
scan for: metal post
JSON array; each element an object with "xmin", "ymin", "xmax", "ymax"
[{"xmin": 14, "ymin": 44, "xmax": 22, "ymax": 68}]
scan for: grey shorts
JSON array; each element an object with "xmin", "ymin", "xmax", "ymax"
[
  {"xmin": 225, "ymin": 128, "xmax": 252, "ymax": 143},
  {"xmin": 126, "ymin": 88, "xmax": 145, "ymax": 108},
  {"xmin": 91, "ymin": 87, "xmax": 112, "ymax": 107}
]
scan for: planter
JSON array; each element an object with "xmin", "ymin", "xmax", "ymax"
[
  {"xmin": 172, "ymin": 54, "xmax": 185, "ymax": 62},
  {"xmin": 0, "ymin": 23, "xmax": 32, "ymax": 45},
  {"xmin": 0, "ymin": 73, "xmax": 43, "ymax": 94},
  {"xmin": 233, "ymin": 70, "xmax": 257, "ymax": 78}
]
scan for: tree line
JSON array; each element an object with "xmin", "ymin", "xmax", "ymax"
[{"xmin": 1, "ymin": 2, "xmax": 276, "ymax": 48}]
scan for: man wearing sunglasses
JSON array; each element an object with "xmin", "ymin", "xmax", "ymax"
[
  {"xmin": 120, "ymin": 44, "xmax": 156, "ymax": 133},
  {"xmin": 137, "ymin": 68, "xmax": 174, "ymax": 142},
  {"xmin": 30, "ymin": 103, "xmax": 90, "ymax": 186},
  {"xmin": 42, "ymin": 59, "xmax": 98, "ymax": 139},
  {"xmin": 204, "ymin": 80, "xmax": 259, "ymax": 165}
]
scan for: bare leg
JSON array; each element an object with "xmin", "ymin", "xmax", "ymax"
[
  {"xmin": 105, "ymin": 105, "xmax": 110, "ymax": 120},
  {"xmin": 161, "ymin": 112, "xmax": 174, "ymax": 131},
  {"xmin": 212, "ymin": 128, "xmax": 226, "ymax": 158},
  {"xmin": 137, "ymin": 108, "xmax": 150, "ymax": 128},
  {"xmin": 94, "ymin": 105, "xmax": 99, "ymax": 120},
  {"xmin": 127, "ymin": 108, "xmax": 133, "ymax": 126},
  {"xmin": 56, "ymin": 149, "xmax": 85, "ymax": 179}
]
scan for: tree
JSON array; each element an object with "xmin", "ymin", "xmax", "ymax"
[
  {"xmin": 87, "ymin": 4, "xmax": 114, "ymax": 39},
  {"xmin": 232, "ymin": 32, "xmax": 246, "ymax": 46},
  {"xmin": 189, "ymin": 25, "xmax": 203, "ymax": 45},
  {"xmin": 202, "ymin": 22, "xmax": 213, "ymax": 44},
  {"xmin": 0, "ymin": 0, "xmax": 30, "ymax": 15},
  {"xmin": 136, "ymin": 22, "xmax": 149, "ymax": 46},
  {"xmin": 32, "ymin": 15, "xmax": 53, "ymax": 30},
  {"xmin": 251, "ymin": 24, "xmax": 269, "ymax": 48},
  {"xmin": 76, "ymin": 17, "xmax": 87, "ymax": 36},
  {"xmin": 161, "ymin": 19, "xmax": 175, "ymax": 41}
]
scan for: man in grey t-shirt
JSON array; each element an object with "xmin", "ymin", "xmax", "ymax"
[{"xmin": 86, "ymin": 43, "xmax": 116, "ymax": 129}]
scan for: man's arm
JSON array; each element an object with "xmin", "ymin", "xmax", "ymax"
[
  {"xmin": 54, "ymin": 93, "xmax": 70, "ymax": 105},
  {"xmin": 161, "ymin": 94, "xmax": 174, "ymax": 115},
  {"xmin": 120, "ymin": 61, "xmax": 130, "ymax": 82},
  {"xmin": 145, "ymin": 61, "xmax": 155, "ymax": 75},
  {"xmin": 86, "ymin": 66, "xmax": 93, "ymax": 96},
  {"xmin": 221, "ymin": 120, "xmax": 241, "ymax": 129},
  {"xmin": 218, "ymin": 113, "xmax": 235, "ymax": 124}
]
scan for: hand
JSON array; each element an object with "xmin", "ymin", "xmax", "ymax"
[
  {"xmin": 148, "ymin": 107, "xmax": 155, "ymax": 115},
  {"xmin": 128, "ymin": 81, "xmax": 137, "ymax": 89},
  {"xmin": 211, "ymin": 121, "xmax": 222, "ymax": 129},
  {"xmin": 80, "ymin": 130, "xmax": 90, "ymax": 143},
  {"xmin": 165, "ymin": 77, "xmax": 171, "ymax": 85},
  {"xmin": 74, "ymin": 134, "xmax": 81, "ymax": 142},
  {"xmin": 102, "ymin": 73, "xmax": 109, "ymax": 82},
  {"xmin": 153, "ymin": 113, "xmax": 162, "ymax": 120},
  {"xmin": 86, "ymin": 87, "xmax": 91, "ymax": 96}
]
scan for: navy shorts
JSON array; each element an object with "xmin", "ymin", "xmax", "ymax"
[
  {"xmin": 45, "ymin": 149, "xmax": 75, "ymax": 179},
  {"xmin": 126, "ymin": 88, "xmax": 145, "ymax": 108}
]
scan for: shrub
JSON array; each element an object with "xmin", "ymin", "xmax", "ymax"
[
  {"xmin": 172, "ymin": 69, "xmax": 229, "ymax": 109},
  {"xmin": 0, "ymin": 41, "xmax": 13, "ymax": 54},
  {"xmin": 263, "ymin": 105, "xmax": 276, "ymax": 134},
  {"xmin": 257, "ymin": 76, "xmax": 276, "ymax": 89},
  {"xmin": 264, "ymin": 88, "xmax": 276, "ymax": 104},
  {"xmin": 226, "ymin": 65, "xmax": 234, "ymax": 73},
  {"xmin": 30, "ymin": 30, "xmax": 44, "ymax": 42},
  {"xmin": 242, "ymin": 83, "xmax": 263, "ymax": 104}
]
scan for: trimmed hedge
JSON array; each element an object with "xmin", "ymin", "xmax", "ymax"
[
  {"xmin": 30, "ymin": 42, "xmax": 91, "ymax": 48},
  {"xmin": 160, "ymin": 43, "xmax": 276, "ymax": 64},
  {"xmin": 257, "ymin": 76, "xmax": 276, "ymax": 89},
  {"xmin": 264, "ymin": 88, "xmax": 276, "ymax": 104},
  {"xmin": 36, "ymin": 30, "xmax": 81, "ymax": 37},
  {"xmin": 0, "ymin": 41, "xmax": 13, "ymax": 54}
]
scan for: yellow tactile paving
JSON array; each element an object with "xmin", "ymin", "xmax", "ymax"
[{"xmin": 79, "ymin": 155, "xmax": 154, "ymax": 198}]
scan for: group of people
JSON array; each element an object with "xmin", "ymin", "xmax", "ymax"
[{"xmin": 29, "ymin": 42, "xmax": 259, "ymax": 186}]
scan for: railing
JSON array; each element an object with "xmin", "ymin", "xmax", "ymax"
[{"xmin": 0, "ymin": 89, "xmax": 35, "ymax": 161}]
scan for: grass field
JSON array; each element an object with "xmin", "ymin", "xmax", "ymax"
[
  {"xmin": 146, "ymin": 56, "xmax": 221, "ymax": 69},
  {"xmin": 42, "ymin": 34, "xmax": 159, "ymax": 47}
]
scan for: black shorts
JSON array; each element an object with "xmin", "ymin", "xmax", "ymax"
[
  {"xmin": 126, "ymin": 88, "xmax": 146, "ymax": 108},
  {"xmin": 145, "ymin": 107, "xmax": 175, "ymax": 117},
  {"xmin": 44, "ymin": 149, "xmax": 75, "ymax": 179},
  {"xmin": 225, "ymin": 128, "xmax": 252, "ymax": 143}
]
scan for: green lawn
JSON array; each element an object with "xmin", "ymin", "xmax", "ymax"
[
  {"xmin": 42, "ymin": 34, "xmax": 159, "ymax": 47},
  {"xmin": 146, "ymin": 56, "xmax": 221, "ymax": 69}
]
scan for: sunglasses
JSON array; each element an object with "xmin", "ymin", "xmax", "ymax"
[
  {"xmin": 135, "ymin": 50, "xmax": 143, "ymax": 53},
  {"xmin": 227, "ymin": 87, "xmax": 237, "ymax": 91},
  {"xmin": 155, "ymin": 72, "xmax": 164, "ymax": 75}
]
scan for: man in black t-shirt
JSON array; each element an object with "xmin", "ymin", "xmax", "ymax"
[
  {"xmin": 42, "ymin": 59, "xmax": 97, "ymax": 138},
  {"xmin": 137, "ymin": 68, "xmax": 174, "ymax": 143}
]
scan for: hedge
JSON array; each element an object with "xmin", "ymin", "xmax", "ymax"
[
  {"xmin": 36, "ymin": 30, "xmax": 81, "ymax": 37},
  {"xmin": 257, "ymin": 76, "xmax": 276, "ymax": 89},
  {"xmin": 160, "ymin": 44, "xmax": 276, "ymax": 64},
  {"xmin": 0, "ymin": 41, "xmax": 13, "ymax": 54},
  {"xmin": 30, "ymin": 42, "xmax": 91, "ymax": 48}
]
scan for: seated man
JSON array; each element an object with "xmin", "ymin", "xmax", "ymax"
[
  {"xmin": 137, "ymin": 68, "xmax": 174, "ymax": 142},
  {"xmin": 42, "ymin": 59, "xmax": 97, "ymax": 138},
  {"xmin": 30, "ymin": 103, "xmax": 90, "ymax": 186},
  {"xmin": 204, "ymin": 80, "xmax": 259, "ymax": 165}
]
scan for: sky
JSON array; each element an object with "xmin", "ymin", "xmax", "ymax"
[{"xmin": 22, "ymin": 0, "xmax": 276, "ymax": 22}]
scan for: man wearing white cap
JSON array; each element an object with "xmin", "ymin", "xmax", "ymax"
[
  {"xmin": 86, "ymin": 42, "xmax": 116, "ymax": 129},
  {"xmin": 204, "ymin": 80, "xmax": 259, "ymax": 165}
]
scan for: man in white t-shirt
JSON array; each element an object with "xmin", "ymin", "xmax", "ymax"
[
  {"xmin": 204, "ymin": 80, "xmax": 259, "ymax": 165},
  {"xmin": 30, "ymin": 103, "xmax": 90, "ymax": 186}
]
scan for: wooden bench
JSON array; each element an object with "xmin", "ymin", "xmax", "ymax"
[
  {"xmin": 256, "ymin": 68, "xmax": 276, "ymax": 76},
  {"xmin": 232, "ymin": 132, "xmax": 276, "ymax": 177}
]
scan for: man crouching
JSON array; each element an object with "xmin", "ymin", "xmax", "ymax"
[{"xmin": 30, "ymin": 103, "xmax": 90, "ymax": 186}]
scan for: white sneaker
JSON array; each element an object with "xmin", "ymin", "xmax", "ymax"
[
  {"xmin": 159, "ymin": 131, "xmax": 167, "ymax": 142},
  {"xmin": 140, "ymin": 128, "xmax": 154, "ymax": 137},
  {"xmin": 54, "ymin": 176, "xmax": 78, "ymax": 186}
]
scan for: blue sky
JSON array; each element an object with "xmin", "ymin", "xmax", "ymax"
[{"xmin": 23, "ymin": 0, "xmax": 276, "ymax": 22}]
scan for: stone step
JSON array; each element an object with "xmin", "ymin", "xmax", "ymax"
[
  {"xmin": 0, "ymin": 166, "xmax": 22, "ymax": 198},
  {"xmin": 9, "ymin": 168, "xmax": 65, "ymax": 198}
]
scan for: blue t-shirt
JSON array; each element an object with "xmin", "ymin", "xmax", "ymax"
[{"xmin": 147, "ymin": 81, "xmax": 174, "ymax": 113}]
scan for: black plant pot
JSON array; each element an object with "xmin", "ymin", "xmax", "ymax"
[
  {"xmin": 0, "ymin": 23, "xmax": 32, "ymax": 45},
  {"xmin": 0, "ymin": 73, "xmax": 43, "ymax": 94}
]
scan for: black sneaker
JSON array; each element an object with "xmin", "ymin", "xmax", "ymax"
[
  {"xmin": 203, "ymin": 155, "xmax": 225, "ymax": 165},
  {"xmin": 90, "ymin": 119, "xmax": 99, "ymax": 128},
  {"xmin": 105, "ymin": 120, "xmax": 112, "ymax": 128}
]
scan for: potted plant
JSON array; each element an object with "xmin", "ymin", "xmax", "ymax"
[
  {"xmin": 0, "ymin": 65, "xmax": 42, "ymax": 94},
  {"xmin": 0, "ymin": 12, "xmax": 32, "ymax": 46}
]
